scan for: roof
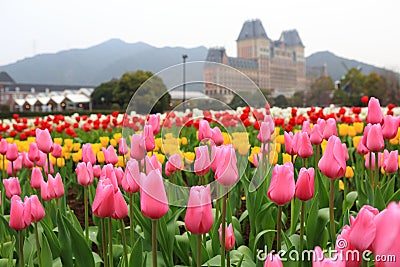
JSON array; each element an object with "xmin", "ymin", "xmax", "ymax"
[
  {"xmin": 169, "ymin": 91, "xmax": 208, "ymax": 100},
  {"xmin": 237, "ymin": 19, "xmax": 268, "ymax": 41},
  {"xmin": 279, "ymin": 30, "xmax": 304, "ymax": 47},
  {"xmin": 206, "ymin": 48, "xmax": 225, "ymax": 63},
  {"xmin": 0, "ymin": 72, "xmax": 15, "ymax": 84},
  {"xmin": 65, "ymin": 94, "xmax": 90, "ymax": 103},
  {"xmin": 228, "ymin": 57, "xmax": 258, "ymax": 70}
]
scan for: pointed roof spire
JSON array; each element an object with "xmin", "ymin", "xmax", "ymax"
[{"xmin": 237, "ymin": 19, "xmax": 268, "ymax": 41}]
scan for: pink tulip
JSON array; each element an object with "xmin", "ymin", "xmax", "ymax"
[
  {"xmin": 6, "ymin": 143, "xmax": 18, "ymax": 162},
  {"xmin": 252, "ymin": 153, "xmax": 262, "ymax": 168},
  {"xmin": 336, "ymin": 225, "xmax": 362, "ymax": 267},
  {"xmin": 210, "ymin": 145, "xmax": 222, "ymax": 172},
  {"xmin": 366, "ymin": 97, "xmax": 383, "ymax": 124},
  {"xmin": 322, "ymin": 118, "xmax": 338, "ymax": 140},
  {"xmin": 28, "ymin": 142, "xmax": 40, "ymax": 162},
  {"xmin": 257, "ymin": 121, "xmax": 272, "ymax": 143},
  {"xmin": 218, "ymin": 223, "xmax": 235, "ymax": 250},
  {"xmin": 348, "ymin": 205, "xmax": 379, "ymax": 252},
  {"xmin": 36, "ymin": 151, "xmax": 46, "ymax": 167},
  {"xmin": 76, "ymin": 162, "xmax": 94, "ymax": 186},
  {"xmin": 165, "ymin": 154, "xmax": 182, "ymax": 176},
  {"xmin": 184, "ymin": 185, "xmax": 213, "ymax": 234},
  {"xmin": 3, "ymin": 177, "xmax": 21, "ymax": 198},
  {"xmin": 318, "ymin": 136, "xmax": 346, "ymax": 179},
  {"xmin": 342, "ymin": 143, "xmax": 349, "ymax": 161},
  {"xmin": 22, "ymin": 152, "xmax": 34, "ymax": 169},
  {"xmin": 130, "ymin": 134, "xmax": 146, "ymax": 160},
  {"xmin": 364, "ymin": 124, "xmax": 384, "ymax": 152},
  {"xmin": 284, "ymin": 132, "xmax": 296, "ymax": 155},
  {"xmin": 145, "ymin": 154, "xmax": 162, "ymax": 175},
  {"xmin": 92, "ymin": 178, "xmax": 115, "ymax": 218},
  {"xmin": 140, "ymin": 170, "xmax": 168, "ymax": 220},
  {"xmin": 268, "ymin": 162, "xmax": 295, "ymax": 205},
  {"xmin": 8, "ymin": 154, "xmax": 23, "ymax": 175},
  {"xmin": 143, "ymin": 125, "xmax": 155, "ymax": 152},
  {"xmin": 82, "ymin": 143, "xmax": 96, "ymax": 165},
  {"xmin": 118, "ymin": 137, "xmax": 129, "ymax": 155},
  {"xmin": 35, "ymin": 128, "xmax": 53, "ymax": 154},
  {"xmin": 310, "ymin": 124, "xmax": 323, "ymax": 145},
  {"xmin": 0, "ymin": 139, "xmax": 8, "ymax": 155},
  {"xmin": 100, "ymin": 164, "xmax": 118, "ymax": 190},
  {"xmin": 296, "ymin": 132, "xmax": 313, "ymax": 158},
  {"xmin": 295, "ymin": 167, "xmax": 315, "ymax": 201},
  {"xmin": 112, "ymin": 188, "xmax": 128, "ymax": 219},
  {"xmin": 114, "ymin": 167, "xmax": 124, "ymax": 187},
  {"xmin": 9, "ymin": 195, "xmax": 31, "ymax": 230},
  {"xmin": 30, "ymin": 168, "xmax": 44, "ymax": 189},
  {"xmin": 383, "ymin": 150, "xmax": 399, "ymax": 174},
  {"xmin": 46, "ymin": 173, "xmax": 64, "ymax": 199},
  {"xmin": 356, "ymin": 136, "xmax": 369, "ymax": 155},
  {"xmin": 148, "ymin": 114, "xmax": 160, "ymax": 135},
  {"xmin": 25, "ymin": 195, "xmax": 45, "ymax": 223},
  {"xmin": 211, "ymin": 127, "xmax": 224, "ymax": 146},
  {"xmin": 40, "ymin": 180, "xmax": 52, "ymax": 201},
  {"xmin": 264, "ymin": 253, "xmax": 283, "ymax": 267},
  {"xmin": 313, "ymin": 246, "xmax": 345, "ymax": 267},
  {"xmin": 43, "ymin": 159, "xmax": 54, "ymax": 175},
  {"xmin": 372, "ymin": 202, "xmax": 400, "ymax": 267},
  {"xmin": 51, "ymin": 144, "xmax": 62, "ymax": 158},
  {"xmin": 198, "ymin": 120, "xmax": 212, "ymax": 141},
  {"xmin": 382, "ymin": 115, "xmax": 398, "ymax": 140},
  {"xmin": 302, "ymin": 120, "xmax": 311, "ymax": 136},
  {"xmin": 122, "ymin": 159, "xmax": 141, "ymax": 194},
  {"xmin": 102, "ymin": 146, "xmax": 119, "ymax": 165},
  {"xmin": 194, "ymin": 145, "xmax": 211, "ymax": 176},
  {"xmin": 214, "ymin": 145, "xmax": 238, "ymax": 186},
  {"xmin": 93, "ymin": 165, "xmax": 101, "ymax": 178}
]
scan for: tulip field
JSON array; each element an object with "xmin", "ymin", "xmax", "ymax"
[{"xmin": 1, "ymin": 97, "xmax": 400, "ymax": 267}]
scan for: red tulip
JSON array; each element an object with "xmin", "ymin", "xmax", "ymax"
[
  {"xmin": 9, "ymin": 195, "xmax": 31, "ymax": 230},
  {"xmin": 372, "ymin": 202, "xmax": 400, "ymax": 267},
  {"xmin": 268, "ymin": 162, "xmax": 295, "ymax": 205},
  {"xmin": 295, "ymin": 167, "xmax": 315, "ymax": 201},
  {"xmin": 218, "ymin": 223, "xmax": 235, "ymax": 250},
  {"xmin": 76, "ymin": 162, "xmax": 94, "ymax": 186},
  {"xmin": 165, "ymin": 154, "xmax": 182, "ymax": 176},
  {"xmin": 318, "ymin": 136, "xmax": 346, "ymax": 179},
  {"xmin": 28, "ymin": 142, "xmax": 40, "ymax": 162},
  {"xmin": 6, "ymin": 143, "xmax": 18, "ymax": 162},
  {"xmin": 296, "ymin": 132, "xmax": 313, "ymax": 158},
  {"xmin": 184, "ymin": 185, "xmax": 213, "ymax": 234},
  {"xmin": 361, "ymin": 95, "xmax": 369, "ymax": 104},
  {"xmin": 130, "ymin": 134, "xmax": 146, "ymax": 160},
  {"xmin": 349, "ymin": 205, "xmax": 379, "ymax": 252},
  {"xmin": 118, "ymin": 137, "xmax": 129, "ymax": 155},
  {"xmin": 35, "ymin": 128, "xmax": 53, "ymax": 154},
  {"xmin": 148, "ymin": 114, "xmax": 160, "ymax": 135},
  {"xmin": 92, "ymin": 178, "xmax": 115, "ymax": 218},
  {"xmin": 82, "ymin": 143, "xmax": 96, "ymax": 165},
  {"xmin": 30, "ymin": 168, "xmax": 43, "ymax": 189},
  {"xmin": 143, "ymin": 125, "xmax": 155, "ymax": 152},
  {"xmin": 102, "ymin": 146, "xmax": 119, "ymax": 165},
  {"xmin": 214, "ymin": 145, "xmax": 238, "ymax": 186},
  {"xmin": 366, "ymin": 97, "xmax": 383, "ymax": 124},
  {"xmin": 122, "ymin": 159, "xmax": 141, "ymax": 194},
  {"xmin": 264, "ymin": 253, "xmax": 283, "ymax": 267},
  {"xmin": 112, "ymin": 188, "xmax": 128, "ymax": 219},
  {"xmin": 194, "ymin": 145, "xmax": 211, "ymax": 176},
  {"xmin": 383, "ymin": 150, "xmax": 398, "ymax": 174},
  {"xmin": 25, "ymin": 195, "xmax": 45, "ymax": 222},
  {"xmin": 3, "ymin": 177, "xmax": 21, "ymax": 198},
  {"xmin": 140, "ymin": 170, "xmax": 168, "ymax": 220}
]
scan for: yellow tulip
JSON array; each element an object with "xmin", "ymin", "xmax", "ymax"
[
  {"xmin": 64, "ymin": 139, "xmax": 73, "ymax": 148},
  {"xmin": 390, "ymin": 138, "xmax": 399, "ymax": 145},
  {"xmin": 6, "ymin": 138, "xmax": 14, "ymax": 144},
  {"xmin": 72, "ymin": 153, "xmax": 82, "ymax": 163},
  {"xmin": 110, "ymin": 139, "xmax": 117, "ymax": 147},
  {"xmin": 117, "ymin": 156, "xmax": 125, "ymax": 168},
  {"xmin": 72, "ymin": 143, "xmax": 81, "ymax": 152},
  {"xmin": 180, "ymin": 137, "xmax": 188, "ymax": 146},
  {"xmin": 56, "ymin": 158, "xmax": 65, "ymax": 168},
  {"xmin": 64, "ymin": 153, "xmax": 71, "ymax": 160},
  {"xmin": 113, "ymin": 133, "xmax": 122, "ymax": 143},
  {"xmin": 345, "ymin": 166, "xmax": 354, "ymax": 178},
  {"xmin": 184, "ymin": 152, "xmax": 195, "ymax": 164},
  {"xmin": 222, "ymin": 132, "xmax": 231, "ymax": 145},
  {"xmin": 338, "ymin": 124, "xmax": 349, "ymax": 137},
  {"xmin": 321, "ymin": 139, "xmax": 328, "ymax": 153},
  {"xmin": 339, "ymin": 180, "xmax": 344, "ymax": 191},
  {"xmin": 276, "ymin": 134, "xmax": 285, "ymax": 145},
  {"xmin": 27, "ymin": 137, "xmax": 36, "ymax": 143},
  {"xmin": 238, "ymin": 144, "xmax": 250, "ymax": 156},
  {"xmin": 155, "ymin": 153, "xmax": 165, "ymax": 164},
  {"xmin": 54, "ymin": 138, "xmax": 63, "ymax": 145},
  {"xmin": 50, "ymin": 155, "xmax": 56, "ymax": 165},
  {"xmin": 99, "ymin": 136, "xmax": 110, "ymax": 148},
  {"xmin": 97, "ymin": 151, "xmax": 105, "ymax": 164},
  {"xmin": 353, "ymin": 136, "xmax": 362, "ymax": 149},
  {"xmin": 347, "ymin": 126, "xmax": 356, "ymax": 137},
  {"xmin": 282, "ymin": 153, "xmax": 293, "ymax": 164},
  {"xmin": 155, "ymin": 138, "xmax": 162, "ymax": 150},
  {"xmin": 353, "ymin": 122, "xmax": 364, "ymax": 134}
]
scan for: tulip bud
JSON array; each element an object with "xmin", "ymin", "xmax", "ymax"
[
  {"xmin": 218, "ymin": 223, "xmax": 235, "ymax": 251},
  {"xmin": 140, "ymin": 170, "xmax": 168, "ymax": 220},
  {"xmin": 268, "ymin": 162, "xmax": 295, "ymax": 205},
  {"xmin": 35, "ymin": 128, "xmax": 53, "ymax": 154},
  {"xmin": 295, "ymin": 167, "xmax": 315, "ymax": 201},
  {"xmin": 184, "ymin": 185, "xmax": 213, "ymax": 234}
]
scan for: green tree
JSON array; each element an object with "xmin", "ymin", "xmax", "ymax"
[
  {"xmin": 273, "ymin": 95, "xmax": 288, "ymax": 108},
  {"xmin": 91, "ymin": 80, "xmax": 117, "ymax": 109},
  {"xmin": 289, "ymin": 91, "xmax": 305, "ymax": 107},
  {"xmin": 364, "ymin": 72, "xmax": 387, "ymax": 103},
  {"xmin": 308, "ymin": 76, "xmax": 335, "ymax": 106},
  {"xmin": 333, "ymin": 68, "xmax": 365, "ymax": 106}
]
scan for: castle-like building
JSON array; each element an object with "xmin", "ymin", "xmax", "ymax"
[{"xmin": 204, "ymin": 19, "xmax": 306, "ymax": 103}]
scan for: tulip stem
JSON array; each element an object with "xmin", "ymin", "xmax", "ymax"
[
  {"xmin": 290, "ymin": 198, "xmax": 295, "ymax": 235},
  {"xmin": 108, "ymin": 217, "xmax": 113, "ymax": 267},
  {"xmin": 369, "ymin": 152, "xmax": 373, "ymax": 187},
  {"xmin": 375, "ymin": 152, "xmax": 379, "ymax": 189},
  {"xmin": 221, "ymin": 193, "xmax": 227, "ymax": 267},
  {"xmin": 227, "ymin": 251, "xmax": 230, "ymax": 267},
  {"xmin": 277, "ymin": 205, "xmax": 282, "ymax": 251},
  {"xmin": 152, "ymin": 219, "xmax": 157, "ymax": 267},
  {"xmin": 120, "ymin": 219, "xmax": 128, "ymax": 267},
  {"xmin": 34, "ymin": 223, "xmax": 41, "ymax": 266},
  {"xmin": 18, "ymin": 230, "xmax": 24, "ymax": 267},
  {"xmin": 197, "ymin": 234, "xmax": 202, "ymax": 267},
  {"xmin": 329, "ymin": 179, "xmax": 336, "ymax": 246},
  {"xmin": 299, "ymin": 201, "xmax": 305, "ymax": 253},
  {"xmin": 101, "ymin": 219, "xmax": 108, "ymax": 267},
  {"xmin": 11, "ymin": 161, "xmax": 14, "ymax": 177},
  {"xmin": 129, "ymin": 193, "xmax": 135, "ymax": 246},
  {"xmin": 47, "ymin": 153, "xmax": 51, "ymax": 176},
  {"xmin": 84, "ymin": 186, "xmax": 89, "ymax": 244}
]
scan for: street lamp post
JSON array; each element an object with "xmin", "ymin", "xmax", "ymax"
[{"xmin": 182, "ymin": 54, "xmax": 188, "ymax": 111}]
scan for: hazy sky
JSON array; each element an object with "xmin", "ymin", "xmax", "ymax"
[{"xmin": 1, "ymin": 0, "xmax": 399, "ymax": 71}]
